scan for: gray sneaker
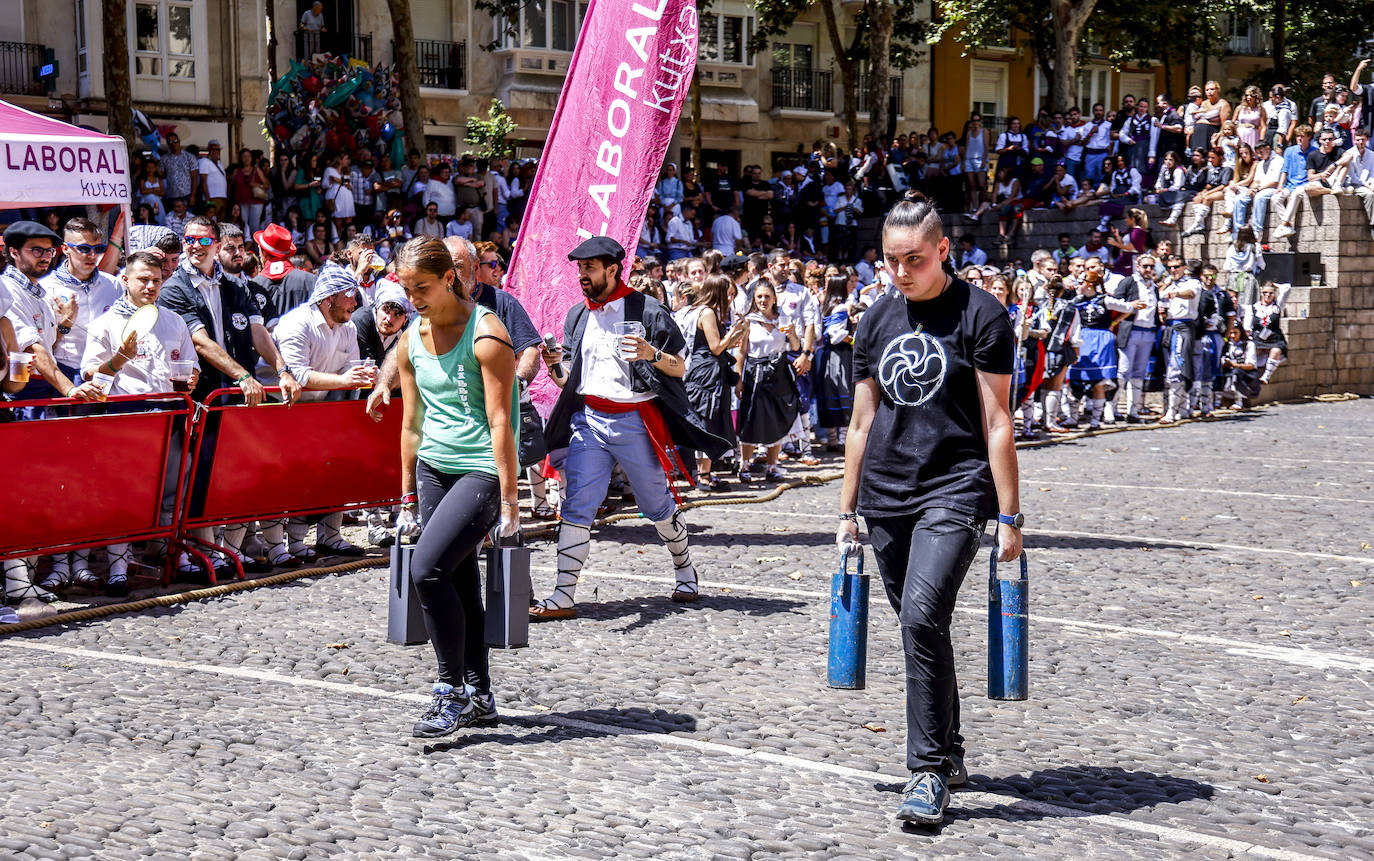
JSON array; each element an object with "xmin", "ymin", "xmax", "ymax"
[
  {"xmin": 947, "ymin": 754, "xmax": 967, "ymax": 788},
  {"xmin": 466, "ymin": 686, "xmax": 499, "ymax": 726}
]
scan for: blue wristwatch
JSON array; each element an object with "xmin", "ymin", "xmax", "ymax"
[{"xmin": 997, "ymin": 512, "xmax": 1025, "ymax": 529}]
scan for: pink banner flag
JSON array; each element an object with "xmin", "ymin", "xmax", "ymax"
[{"xmin": 505, "ymin": 0, "xmax": 699, "ymax": 411}]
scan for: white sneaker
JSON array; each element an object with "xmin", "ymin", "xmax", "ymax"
[{"xmin": 1271, "ymin": 224, "xmax": 1295, "ymax": 240}]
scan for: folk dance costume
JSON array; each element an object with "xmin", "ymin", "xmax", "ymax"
[
  {"xmin": 531, "ymin": 238, "xmax": 732, "ymax": 620},
  {"xmin": 1111, "ymin": 273, "xmax": 1161, "ymax": 421},
  {"xmin": 1246, "ymin": 283, "xmax": 1292, "ymax": 383},
  {"xmin": 1066, "ymin": 293, "xmax": 1118, "ymax": 429},
  {"xmin": 1222, "ymin": 337, "xmax": 1262, "ymax": 406},
  {"xmin": 1009, "ymin": 303, "xmax": 1045, "ymax": 436},
  {"xmin": 1160, "ymin": 276, "xmax": 1202, "ymax": 422},
  {"xmin": 1190, "ymin": 283, "xmax": 1234, "ymax": 415},
  {"xmin": 1036, "ymin": 294, "xmax": 1080, "ymax": 431}
]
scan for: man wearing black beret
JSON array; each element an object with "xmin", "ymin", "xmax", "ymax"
[{"xmin": 530, "ymin": 236, "xmax": 732, "ymax": 619}]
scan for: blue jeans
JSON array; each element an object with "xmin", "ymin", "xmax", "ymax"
[
  {"xmin": 1083, "ymin": 152, "xmax": 1108, "ymax": 186},
  {"xmin": 1248, "ymin": 187, "xmax": 1277, "ymax": 235},
  {"xmin": 1065, "ymin": 157, "xmax": 1084, "ymax": 182},
  {"xmin": 561, "ymin": 407, "xmax": 677, "ymax": 527}
]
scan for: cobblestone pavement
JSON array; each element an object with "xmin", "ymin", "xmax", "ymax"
[{"xmin": 2, "ymin": 400, "xmax": 1373, "ymax": 859}]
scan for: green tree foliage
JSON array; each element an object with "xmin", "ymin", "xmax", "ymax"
[{"xmin": 464, "ymin": 99, "xmax": 518, "ymax": 160}]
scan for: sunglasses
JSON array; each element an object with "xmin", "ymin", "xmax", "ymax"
[
  {"xmin": 67, "ymin": 243, "xmax": 108, "ymax": 255},
  {"xmin": 183, "ymin": 235, "xmax": 215, "ymax": 246},
  {"xmin": 480, "ymin": 260, "xmax": 503, "ymax": 269}
]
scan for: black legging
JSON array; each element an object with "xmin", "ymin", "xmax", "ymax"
[{"xmin": 413, "ymin": 460, "xmax": 500, "ymax": 690}]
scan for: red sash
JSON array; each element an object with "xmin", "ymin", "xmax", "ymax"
[{"xmin": 584, "ymin": 395, "xmax": 695, "ymax": 503}]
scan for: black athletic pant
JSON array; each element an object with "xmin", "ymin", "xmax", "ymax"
[
  {"xmin": 413, "ymin": 460, "xmax": 500, "ymax": 691},
  {"xmin": 867, "ymin": 507, "xmax": 987, "ymax": 774}
]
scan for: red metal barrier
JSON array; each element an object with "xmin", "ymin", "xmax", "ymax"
[
  {"xmin": 182, "ymin": 386, "xmax": 401, "ymax": 530},
  {"xmin": 0, "ymin": 394, "xmax": 194, "ymax": 578}
]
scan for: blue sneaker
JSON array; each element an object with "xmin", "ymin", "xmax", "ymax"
[
  {"xmin": 896, "ymin": 770, "xmax": 949, "ymax": 824},
  {"xmin": 466, "ymin": 685, "xmax": 499, "ymax": 726},
  {"xmin": 412, "ymin": 683, "xmax": 477, "ymax": 738}
]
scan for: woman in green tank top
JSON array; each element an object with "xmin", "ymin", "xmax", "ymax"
[{"xmin": 393, "ymin": 237, "xmax": 520, "ymax": 739}]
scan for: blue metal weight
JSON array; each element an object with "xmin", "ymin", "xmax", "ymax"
[
  {"xmin": 987, "ymin": 549, "xmax": 1029, "ymax": 700},
  {"xmin": 828, "ymin": 550, "xmax": 870, "ymax": 689}
]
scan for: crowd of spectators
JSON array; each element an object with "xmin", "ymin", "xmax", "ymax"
[{"xmin": 4, "ymin": 65, "xmax": 1364, "ymax": 610}]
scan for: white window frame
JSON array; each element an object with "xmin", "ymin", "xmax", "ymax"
[
  {"xmin": 699, "ymin": 12, "xmax": 756, "ymax": 66},
  {"xmin": 495, "ymin": 0, "xmax": 587, "ymax": 52},
  {"xmin": 1034, "ymin": 64, "xmax": 1109, "ymax": 114},
  {"xmin": 129, "ymin": 0, "xmax": 208, "ymax": 104},
  {"xmin": 970, "ymin": 59, "xmax": 1008, "ymax": 120}
]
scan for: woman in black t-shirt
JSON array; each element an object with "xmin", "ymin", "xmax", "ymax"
[{"xmin": 837, "ymin": 192, "xmax": 1021, "ymax": 826}]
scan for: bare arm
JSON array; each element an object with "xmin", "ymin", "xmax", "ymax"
[
  {"xmin": 253, "ymin": 322, "xmax": 301, "ymax": 402},
  {"xmin": 976, "ymin": 368, "xmax": 1021, "ymax": 561},
  {"xmin": 28, "ymin": 343, "xmax": 101, "ymax": 401},
  {"xmin": 476, "ymin": 316, "xmax": 521, "ymax": 511},
  {"xmin": 836, "ymin": 377, "xmax": 879, "ymax": 546},
  {"xmin": 190, "ymin": 328, "xmax": 264, "ymax": 406},
  {"xmin": 398, "ymin": 329, "xmax": 421, "ymax": 498}
]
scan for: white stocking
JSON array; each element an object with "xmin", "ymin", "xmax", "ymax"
[
  {"xmin": 536, "ymin": 522, "xmax": 590, "ymax": 610},
  {"xmin": 654, "ymin": 510, "xmax": 697, "ymax": 596}
]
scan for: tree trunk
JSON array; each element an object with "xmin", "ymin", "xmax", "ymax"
[
  {"xmin": 866, "ymin": 0, "xmax": 893, "ymax": 143},
  {"xmin": 102, "ymin": 0, "xmax": 137, "ymax": 148},
  {"xmin": 1048, "ymin": 0, "xmax": 1097, "ymax": 111},
  {"xmin": 820, "ymin": 0, "xmax": 857, "ymax": 152},
  {"xmin": 1271, "ymin": 0, "xmax": 1287, "ymax": 83},
  {"xmin": 387, "ymin": 0, "xmax": 426, "ymax": 157},
  {"xmin": 690, "ymin": 65, "xmax": 702, "ymax": 175}
]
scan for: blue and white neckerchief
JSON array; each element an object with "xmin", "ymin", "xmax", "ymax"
[
  {"xmin": 181, "ymin": 255, "xmax": 224, "ymax": 289},
  {"xmin": 110, "ymin": 294, "xmax": 140, "ymax": 318},
  {"xmin": 2, "ymin": 265, "xmax": 44, "ymax": 300},
  {"xmin": 48, "ymin": 259, "xmax": 100, "ymax": 294}
]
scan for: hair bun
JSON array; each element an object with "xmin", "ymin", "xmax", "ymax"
[{"xmin": 903, "ymin": 189, "xmax": 927, "ymax": 203}]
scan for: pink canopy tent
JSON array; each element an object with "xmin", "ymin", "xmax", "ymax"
[{"xmin": 0, "ymin": 99, "xmax": 131, "ymax": 209}]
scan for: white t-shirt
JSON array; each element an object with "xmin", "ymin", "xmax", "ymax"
[
  {"xmin": 577, "ymin": 297, "xmax": 653, "ymax": 403},
  {"xmin": 81, "ymin": 305, "xmax": 197, "ymax": 395},
  {"xmin": 39, "ymin": 266, "xmax": 122, "ymax": 368},
  {"xmin": 711, "ymin": 214, "xmax": 743, "ymax": 255},
  {"xmin": 744, "ymin": 315, "xmax": 789, "ymax": 358},
  {"xmin": 423, "ymin": 179, "xmax": 457, "ymax": 217},
  {"xmin": 300, "ymin": 9, "xmax": 325, "ymax": 31},
  {"xmin": 1071, "ymin": 244, "xmax": 1111, "ymax": 265},
  {"xmin": 198, "ymin": 156, "xmax": 227, "ymax": 198},
  {"xmin": 445, "ymin": 218, "xmax": 474, "ymax": 239},
  {"xmin": 774, "ymin": 281, "xmax": 818, "ymax": 334}
]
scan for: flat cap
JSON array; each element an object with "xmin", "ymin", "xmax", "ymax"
[
  {"xmin": 3, "ymin": 220, "xmax": 61, "ymax": 248},
  {"xmin": 567, "ymin": 236, "xmax": 625, "ymax": 263}
]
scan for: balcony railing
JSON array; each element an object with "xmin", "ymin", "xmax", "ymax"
[
  {"xmin": 0, "ymin": 40, "xmax": 47, "ymax": 96},
  {"xmin": 296, "ymin": 30, "xmax": 373, "ymax": 64},
  {"xmin": 414, "ymin": 39, "xmax": 467, "ymax": 90},
  {"xmin": 772, "ymin": 68, "xmax": 833, "ymax": 113},
  {"xmin": 857, "ymin": 74, "xmax": 904, "ymax": 116}
]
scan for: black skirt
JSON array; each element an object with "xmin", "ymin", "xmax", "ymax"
[
  {"xmin": 684, "ymin": 348, "xmax": 738, "ymax": 447},
  {"xmin": 737, "ymin": 354, "xmax": 800, "ymax": 445},
  {"xmin": 814, "ymin": 342, "xmax": 853, "ymax": 428}
]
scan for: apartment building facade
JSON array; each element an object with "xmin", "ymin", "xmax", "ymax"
[{"xmin": 0, "ymin": 1, "xmax": 1266, "ymax": 172}]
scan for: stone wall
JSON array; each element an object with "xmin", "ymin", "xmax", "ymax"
[{"xmin": 938, "ymin": 195, "xmax": 1374, "ymax": 402}]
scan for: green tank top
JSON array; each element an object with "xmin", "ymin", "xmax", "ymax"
[{"xmin": 409, "ymin": 304, "xmax": 519, "ymax": 476}]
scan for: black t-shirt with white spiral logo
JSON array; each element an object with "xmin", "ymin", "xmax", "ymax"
[{"xmin": 852, "ymin": 278, "xmax": 1014, "ymax": 518}]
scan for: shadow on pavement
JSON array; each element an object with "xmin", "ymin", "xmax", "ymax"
[
  {"xmin": 571, "ymin": 593, "xmax": 808, "ymax": 634},
  {"xmin": 877, "ymin": 765, "xmax": 1214, "ymax": 834},
  {"xmin": 418, "ymin": 706, "xmax": 698, "ymax": 754}
]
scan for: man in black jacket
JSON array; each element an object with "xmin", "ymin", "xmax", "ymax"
[
  {"xmin": 158, "ymin": 215, "xmax": 302, "ymax": 578},
  {"xmin": 530, "ymin": 236, "xmax": 731, "ymax": 620},
  {"xmin": 158, "ymin": 216, "xmax": 302, "ymax": 403}
]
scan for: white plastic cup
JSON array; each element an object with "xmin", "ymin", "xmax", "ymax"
[
  {"xmin": 7, "ymin": 351, "xmax": 32, "ymax": 384},
  {"xmin": 348, "ymin": 358, "xmax": 375, "ymax": 389},
  {"xmin": 92, "ymin": 371, "xmax": 116, "ymax": 393},
  {"xmin": 169, "ymin": 360, "xmax": 196, "ymax": 393},
  {"xmin": 613, "ymin": 321, "xmax": 646, "ymax": 361},
  {"xmin": 1311, "ymin": 273, "xmax": 1323, "ymax": 287}
]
